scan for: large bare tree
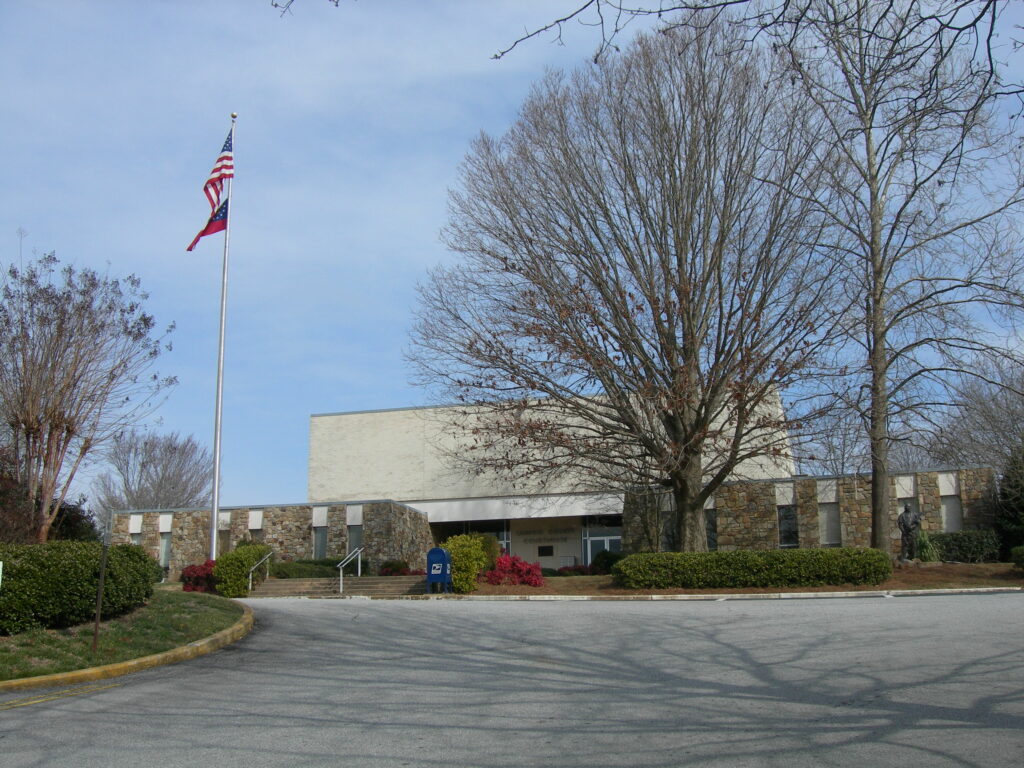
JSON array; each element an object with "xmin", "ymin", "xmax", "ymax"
[
  {"xmin": 91, "ymin": 429, "xmax": 213, "ymax": 523},
  {"xmin": 923, "ymin": 361, "xmax": 1024, "ymax": 471},
  {"xmin": 410, "ymin": 22, "xmax": 844, "ymax": 551},
  {"xmin": 772, "ymin": 0, "xmax": 1024, "ymax": 549},
  {"xmin": 0, "ymin": 254, "xmax": 174, "ymax": 542}
]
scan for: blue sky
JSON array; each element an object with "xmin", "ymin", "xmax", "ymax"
[{"xmin": 0, "ymin": 1, "xmax": 659, "ymax": 507}]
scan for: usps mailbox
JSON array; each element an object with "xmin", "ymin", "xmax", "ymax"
[{"xmin": 426, "ymin": 547, "xmax": 452, "ymax": 593}]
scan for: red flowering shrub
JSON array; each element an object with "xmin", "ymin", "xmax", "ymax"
[
  {"xmin": 483, "ymin": 554, "xmax": 545, "ymax": 587},
  {"xmin": 181, "ymin": 559, "xmax": 217, "ymax": 592},
  {"xmin": 379, "ymin": 559, "xmax": 426, "ymax": 576}
]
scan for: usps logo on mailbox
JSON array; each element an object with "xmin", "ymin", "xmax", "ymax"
[{"xmin": 431, "ymin": 563, "xmax": 443, "ymax": 575}]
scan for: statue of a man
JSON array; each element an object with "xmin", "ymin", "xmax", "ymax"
[{"xmin": 897, "ymin": 504, "xmax": 922, "ymax": 561}]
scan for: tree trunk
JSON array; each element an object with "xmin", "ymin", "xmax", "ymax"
[
  {"xmin": 865, "ymin": 114, "xmax": 891, "ymax": 551},
  {"xmin": 673, "ymin": 462, "xmax": 708, "ymax": 552}
]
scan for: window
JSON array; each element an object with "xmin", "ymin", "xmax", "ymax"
[
  {"xmin": 705, "ymin": 510, "xmax": 718, "ymax": 552},
  {"xmin": 348, "ymin": 524, "xmax": 363, "ymax": 552},
  {"xmin": 313, "ymin": 527, "xmax": 328, "ymax": 559},
  {"xmin": 130, "ymin": 532, "xmax": 142, "ymax": 547},
  {"xmin": 819, "ymin": 502, "xmax": 841, "ymax": 547},
  {"xmin": 538, "ymin": 545, "xmax": 554, "ymax": 557},
  {"xmin": 583, "ymin": 515, "xmax": 623, "ymax": 565},
  {"xmin": 778, "ymin": 505, "xmax": 799, "ymax": 548},
  {"xmin": 941, "ymin": 497, "xmax": 963, "ymax": 532},
  {"xmin": 159, "ymin": 532, "xmax": 172, "ymax": 569}
]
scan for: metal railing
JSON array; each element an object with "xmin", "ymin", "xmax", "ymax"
[
  {"xmin": 336, "ymin": 547, "xmax": 363, "ymax": 594},
  {"xmin": 247, "ymin": 551, "xmax": 274, "ymax": 593}
]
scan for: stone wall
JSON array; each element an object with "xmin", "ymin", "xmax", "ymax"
[
  {"xmin": 362, "ymin": 502, "xmax": 434, "ymax": 574},
  {"xmin": 619, "ymin": 468, "xmax": 993, "ymax": 555},
  {"xmin": 112, "ymin": 503, "xmax": 353, "ymax": 581},
  {"xmin": 917, "ymin": 472, "xmax": 942, "ymax": 534},
  {"xmin": 171, "ymin": 509, "xmax": 212, "ymax": 576},
  {"xmin": 112, "ymin": 501, "xmax": 436, "ymax": 581},
  {"xmin": 621, "ymin": 491, "xmax": 674, "ymax": 553},
  {"xmin": 715, "ymin": 481, "xmax": 778, "ymax": 551},
  {"xmin": 960, "ymin": 467, "xmax": 996, "ymax": 529}
]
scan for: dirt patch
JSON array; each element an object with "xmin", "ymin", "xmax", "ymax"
[{"xmin": 469, "ymin": 562, "xmax": 1024, "ymax": 597}]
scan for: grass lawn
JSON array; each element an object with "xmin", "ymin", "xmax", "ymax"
[
  {"xmin": 0, "ymin": 586, "xmax": 243, "ymax": 682},
  {"xmin": 472, "ymin": 562, "xmax": 1024, "ymax": 596}
]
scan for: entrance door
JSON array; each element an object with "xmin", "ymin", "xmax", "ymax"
[{"xmin": 586, "ymin": 536, "xmax": 622, "ymax": 564}]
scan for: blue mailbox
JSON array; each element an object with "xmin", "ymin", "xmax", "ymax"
[{"xmin": 426, "ymin": 547, "xmax": 452, "ymax": 593}]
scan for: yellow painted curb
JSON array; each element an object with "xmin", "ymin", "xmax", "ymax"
[{"xmin": 0, "ymin": 602, "xmax": 255, "ymax": 693}]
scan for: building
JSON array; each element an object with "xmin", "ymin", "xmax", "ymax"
[{"xmin": 112, "ymin": 404, "xmax": 995, "ymax": 579}]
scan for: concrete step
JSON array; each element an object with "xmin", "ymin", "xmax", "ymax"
[{"xmin": 250, "ymin": 576, "xmax": 427, "ymax": 598}]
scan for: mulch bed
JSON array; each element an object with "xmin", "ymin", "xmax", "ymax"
[{"xmin": 469, "ymin": 562, "xmax": 1024, "ymax": 597}]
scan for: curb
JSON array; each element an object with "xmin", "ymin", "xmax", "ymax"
[
  {"xmin": 447, "ymin": 587, "xmax": 1023, "ymax": 601},
  {"xmin": 0, "ymin": 602, "xmax": 255, "ymax": 694}
]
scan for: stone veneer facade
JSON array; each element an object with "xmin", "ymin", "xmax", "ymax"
[
  {"xmin": 622, "ymin": 468, "xmax": 996, "ymax": 556},
  {"xmin": 361, "ymin": 502, "xmax": 435, "ymax": 575},
  {"xmin": 113, "ymin": 501, "xmax": 427, "ymax": 581}
]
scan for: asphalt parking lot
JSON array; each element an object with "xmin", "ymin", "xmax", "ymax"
[{"xmin": 1, "ymin": 594, "xmax": 1021, "ymax": 767}]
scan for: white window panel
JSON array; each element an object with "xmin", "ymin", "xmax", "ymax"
[
  {"xmin": 816, "ymin": 479, "xmax": 837, "ymax": 504},
  {"xmin": 312, "ymin": 506, "xmax": 328, "ymax": 528},
  {"xmin": 937, "ymin": 472, "xmax": 959, "ymax": 497},
  {"xmin": 895, "ymin": 475, "xmax": 916, "ymax": 500},
  {"xmin": 159, "ymin": 513, "xmax": 173, "ymax": 533},
  {"xmin": 941, "ymin": 496, "xmax": 963, "ymax": 532},
  {"xmin": 128, "ymin": 514, "xmax": 143, "ymax": 534},
  {"xmin": 775, "ymin": 482, "xmax": 795, "ymax": 506},
  {"xmin": 248, "ymin": 509, "xmax": 264, "ymax": 530}
]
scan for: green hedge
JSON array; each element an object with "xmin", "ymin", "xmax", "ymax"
[
  {"xmin": 442, "ymin": 535, "xmax": 489, "ymax": 593},
  {"xmin": 612, "ymin": 548, "xmax": 892, "ymax": 589},
  {"xmin": 929, "ymin": 530, "xmax": 1000, "ymax": 563},
  {"xmin": 212, "ymin": 544, "xmax": 273, "ymax": 598},
  {"xmin": 0, "ymin": 542, "xmax": 159, "ymax": 635},
  {"xmin": 270, "ymin": 561, "xmax": 336, "ymax": 579},
  {"xmin": 1010, "ymin": 545, "xmax": 1024, "ymax": 570}
]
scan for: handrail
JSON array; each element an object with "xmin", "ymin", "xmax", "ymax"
[
  {"xmin": 247, "ymin": 551, "xmax": 273, "ymax": 592},
  {"xmin": 336, "ymin": 547, "xmax": 364, "ymax": 593}
]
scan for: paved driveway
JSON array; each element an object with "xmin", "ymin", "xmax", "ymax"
[{"xmin": 1, "ymin": 594, "xmax": 1021, "ymax": 767}]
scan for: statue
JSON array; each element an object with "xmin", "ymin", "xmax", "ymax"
[{"xmin": 897, "ymin": 504, "xmax": 922, "ymax": 561}]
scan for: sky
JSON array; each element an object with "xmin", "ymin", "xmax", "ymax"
[{"xmin": 0, "ymin": 0, "xmax": 662, "ymax": 508}]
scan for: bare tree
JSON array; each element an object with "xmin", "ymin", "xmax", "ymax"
[
  {"xmin": 769, "ymin": 0, "xmax": 1024, "ymax": 549},
  {"xmin": 92, "ymin": 430, "xmax": 213, "ymax": 522},
  {"xmin": 410, "ymin": 22, "xmax": 844, "ymax": 551},
  {"xmin": 0, "ymin": 254, "xmax": 174, "ymax": 542},
  {"xmin": 924, "ymin": 362, "xmax": 1024, "ymax": 471},
  {"xmin": 278, "ymin": 0, "xmax": 1015, "ymax": 81}
]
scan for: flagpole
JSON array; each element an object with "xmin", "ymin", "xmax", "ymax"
[{"xmin": 210, "ymin": 112, "xmax": 236, "ymax": 561}]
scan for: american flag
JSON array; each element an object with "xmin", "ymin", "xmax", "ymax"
[{"xmin": 202, "ymin": 131, "xmax": 234, "ymax": 213}]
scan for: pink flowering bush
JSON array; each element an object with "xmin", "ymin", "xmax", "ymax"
[
  {"xmin": 181, "ymin": 559, "xmax": 217, "ymax": 592},
  {"xmin": 483, "ymin": 554, "xmax": 545, "ymax": 587}
]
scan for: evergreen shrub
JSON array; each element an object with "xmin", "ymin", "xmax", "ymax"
[
  {"xmin": 212, "ymin": 544, "xmax": 273, "ymax": 598},
  {"xmin": 269, "ymin": 561, "xmax": 335, "ymax": 579},
  {"xmin": 929, "ymin": 530, "xmax": 1000, "ymax": 563},
  {"xmin": 556, "ymin": 564, "xmax": 592, "ymax": 576},
  {"xmin": 612, "ymin": 548, "xmax": 892, "ymax": 589},
  {"xmin": 0, "ymin": 542, "xmax": 157, "ymax": 635},
  {"xmin": 442, "ymin": 534, "xmax": 489, "ymax": 593},
  {"xmin": 1010, "ymin": 545, "xmax": 1024, "ymax": 570},
  {"xmin": 590, "ymin": 550, "xmax": 626, "ymax": 574},
  {"xmin": 468, "ymin": 533, "xmax": 501, "ymax": 570}
]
